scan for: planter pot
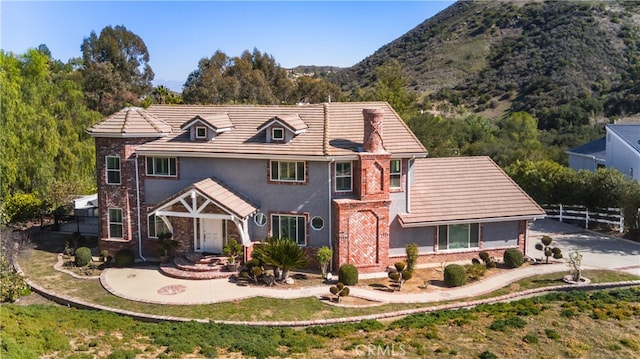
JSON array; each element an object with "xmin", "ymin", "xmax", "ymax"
[{"xmin": 227, "ymin": 263, "xmax": 238, "ymax": 272}]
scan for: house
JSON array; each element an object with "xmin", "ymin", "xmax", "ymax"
[
  {"xmin": 87, "ymin": 102, "xmax": 545, "ymax": 273},
  {"xmin": 567, "ymin": 124, "xmax": 640, "ymax": 180}
]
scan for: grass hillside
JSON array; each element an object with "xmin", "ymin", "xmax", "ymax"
[{"xmin": 331, "ymin": 1, "xmax": 640, "ymax": 125}]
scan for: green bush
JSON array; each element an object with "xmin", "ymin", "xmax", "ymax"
[
  {"xmin": 479, "ymin": 350, "xmax": 497, "ymax": 359},
  {"xmin": 338, "ymin": 264, "xmax": 358, "ymax": 285},
  {"xmin": 405, "ymin": 243, "xmax": 418, "ymax": 273},
  {"xmin": 503, "ymin": 249, "xmax": 524, "ymax": 268},
  {"xmin": 465, "ymin": 263, "xmax": 487, "ymax": 280},
  {"xmin": 115, "ymin": 249, "xmax": 135, "ymax": 267},
  {"xmin": 443, "ymin": 264, "xmax": 467, "ymax": 287},
  {"xmin": 74, "ymin": 247, "xmax": 92, "ymax": 267},
  {"xmin": 523, "ymin": 333, "xmax": 538, "ymax": 344}
]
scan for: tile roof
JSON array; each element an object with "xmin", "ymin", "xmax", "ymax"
[
  {"xmin": 399, "ymin": 156, "xmax": 545, "ymax": 226},
  {"xmin": 87, "ymin": 107, "xmax": 172, "ymax": 137},
  {"xmin": 153, "ymin": 177, "xmax": 258, "ymax": 219},
  {"xmin": 181, "ymin": 114, "xmax": 234, "ymax": 132},
  {"xmin": 257, "ymin": 114, "xmax": 308, "ymax": 134},
  {"xmin": 193, "ymin": 178, "xmax": 258, "ymax": 218},
  {"xmin": 607, "ymin": 124, "xmax": 640, "ymax": 154},
  {"xmin": 89, "ymin": 102, "xmax": 426, "ymax": 158}
]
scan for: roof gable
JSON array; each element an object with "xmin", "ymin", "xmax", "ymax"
[{"xmin": 181, "ymin": 114, "xmax": 234, "ymax": 133}]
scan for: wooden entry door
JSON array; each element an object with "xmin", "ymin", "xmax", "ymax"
[{"xmin": 200, "ymin": 219, "xmax": 223, "ymax": 254}]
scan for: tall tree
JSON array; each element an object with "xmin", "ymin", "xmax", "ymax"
[
  {"xmin": 0, "ymin": 49, "xmax": 99, "ymax": 209},
  {"xmin": 372, "ymin": 59, "xmax": 417, "ymax": 117},
  {"xmin": 81, "ymin": 25, "xmax": 154, "ymax": 114}
]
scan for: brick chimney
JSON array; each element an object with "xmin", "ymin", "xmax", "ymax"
[{"xmin": 363, "ymin": 108, "xmax": 385, "ymax": 153}]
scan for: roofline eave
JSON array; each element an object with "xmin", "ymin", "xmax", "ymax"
[{"xmin": 398, "ymin": 214, "xmax": 547, "ymax": 228}]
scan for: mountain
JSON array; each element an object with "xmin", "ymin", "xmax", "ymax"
[{"xmin": 331, "ymin": 0, "xmax": 640, "ymax": 127}]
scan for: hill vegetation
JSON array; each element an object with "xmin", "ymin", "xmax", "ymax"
[{"xmin": 333, "ymin": 1, "xmax": 640, "ymax": 125}]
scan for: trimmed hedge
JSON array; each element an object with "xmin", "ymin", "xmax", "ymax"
[
  {"xmin": 74, "ymin": 247, "xmax": 92, "ymax": 267},
  {"xmin": 443, "ymin": 264, "xmax": 467, "ymax": 287},
  {"xmin": 338, "ymin": 264, "xmax": 359, "ymax": 285},
  {"xmin": 114, "ymin": 249, "xmax": 135, "ymax": 267},
  {"xmin": 503, "ymin": 248, "xmax": 524, "ymax": 268}
]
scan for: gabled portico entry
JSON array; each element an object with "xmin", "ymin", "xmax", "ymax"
[{"xmin": 150, "ymin": 177, "xmax": 259, "ymax": 256}]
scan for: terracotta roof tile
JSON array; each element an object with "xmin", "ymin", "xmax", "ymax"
[
  {"xmin": 93, "ymin": 102, "xmax": 426, "ymax": 158},
  {"xmin": 400, "ymin": 156, "xmax": 545, "ymax": 225},
  {"xmin": 181, "ymin": 114, "xmax": 234, "ymax": 132},
  {"xmin": 87, "ymin": 107, "xmax": 172, "ymax": 137}
]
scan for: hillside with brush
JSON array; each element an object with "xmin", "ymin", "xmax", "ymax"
[{"xmin": 332, "ymin": 0, "xmax": 640, "ymax": 127}]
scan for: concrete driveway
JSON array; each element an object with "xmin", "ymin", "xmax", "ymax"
[{"xmin": 527, "ymin": 219, "xmax": 640, "ymax": 276}]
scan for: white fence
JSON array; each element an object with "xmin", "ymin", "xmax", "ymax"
[{"xmin": 542, "ymin": 204, "xmax": 625, "ymax": 233}]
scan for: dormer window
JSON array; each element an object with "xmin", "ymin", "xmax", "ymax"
[
  {"xmin": 272, "ymin": 127, "xmax": 284, "ymax": 141},
  {"xmin": 180, "ymin": 114, "xmax": 233, "ymax": 142},
  {"xmin": 257, "ymin": 114, "xmax": 308, "ymax": 144},
  {"xmin": 195, "ymin": 126, "xmax": 207, "ymax": 139}
]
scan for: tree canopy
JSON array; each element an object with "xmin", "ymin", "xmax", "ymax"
[
  {"xmin": 81, "ymin": 25, "xmax": 154, "ymax": 115},
  {"xmin": 0, "ymin": 49, "xmax": 100, "ymax": 222}
]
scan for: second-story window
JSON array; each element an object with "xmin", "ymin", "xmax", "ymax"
[
  {"xmin": 106, "ymin": 156, "xmax": 121, "ymax": 184},
  {"xmin": 272, "ymin": 127, "xmax": 284, "ymax": 141},
  {"xmin": 195, "ymin": 126, "xmax": 207, "ymax": 139},
  {"xmin": 390, "ymin": 159, "xmax": 402, "ymax": 189},
  {"xmin": 335, "ymin": 161, "xmax": 352, "ymax": 192},
  {"xmin": 146, "ymin": 157, "xmax": 177, "ymax": 177},
  {"xmin": 270, "ymin": 160, "xmax": 305, "ymax": 182}
]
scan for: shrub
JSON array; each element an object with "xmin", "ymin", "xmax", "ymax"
[
  {"xmin": 338, "ymin": 264, "xmax": 359, "ymax": 285},
  {"xmin": 405, "ymin": 243, "xmax": 418, "ymax": 273},
  {"xmin": 316, "ymin": 246, "xmax": 332, "ymax": 278},
  {"xmin": 479, "ymin": 351, "xmax": 497, "ymax": 359},
  {"xmin": 465, "ymin": 263, "xmax": 487, "ymax": 280},
  {"xmin": 329, "ymin": 282, "xmax": 350, "ymax": 303},
  {"xmin": 74, "ymin": 247, "xmax": 92, "ymax": 267},
  {"xmin": 443, "ymin": 264, "xmax": 467, "ymax": 287},
  {"xmin": 545, "ymin": 328, "xmax": 560, "ymax": 340},
  {"xmin": 523, "ymin": 333, "xmax": 538, "ymax": 344},
  {"xmin": 536, "ymin": 235, "xmax": 562, "ymax": 263},
  {"xmin": 478, "ymin": 251, "xmax": 490, "ymax": 263},
  {"xmin": 115, "ymin": 249, "xmax": 135, "ymax": 267},
  {"xmin": 503, "ymin": 249, "xmax": 524, "ymax": 268}
]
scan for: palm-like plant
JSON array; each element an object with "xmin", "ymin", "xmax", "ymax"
[{"xmin": 255, "ymin": 236, "xmax": 309, "ymax": 282}]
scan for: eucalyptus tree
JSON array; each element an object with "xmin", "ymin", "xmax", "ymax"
[{"xmin": 81, "ymin": 25, "xmax": 154, "ymax": 115}]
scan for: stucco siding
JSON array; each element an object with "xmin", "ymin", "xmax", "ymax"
[
  {"xmin": 145, "ymin": 157, "xmax": 332, "ymax": 247},
  {"xmin": 482, "ymin": 221, "xmax": 519, "ymax": 248},
  {"xmin": 389, "ymin": 218, "xmax": 435, "ymax": 255}
]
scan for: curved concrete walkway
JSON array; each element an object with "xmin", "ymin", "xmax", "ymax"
[
  {"xmin": 99, "ymin": 219, "xmax": 640, "ymax": 305},
  {"xmin": 100, "ymin": 262, "xmax": 571, "ymax": 305}
]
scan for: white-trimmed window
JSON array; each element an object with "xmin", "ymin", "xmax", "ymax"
[
  {"xmin": 270, "ymin": 161, "xmax": 305, "ymax": 182},
  {"xmin": 390, "ymin": 159, "xmax": 402, "ymax": 189},
  {"xmin": 148, "ymin": 213, "xmax": 169, "ymax": 238},
  {"xmin": 438, "ymin": 223, "xmax": 480, "ymax": 251},
  {"xmin": 195, "ymin": 126, "xmax": 207, "ymax": 139},
  {"xmin": 146, "ymin": 157, "xmax": 177, "ymax": 177},
  {"xmin": 271, "ymin": 127, "xmax": 284, "ymax": 141},
  {"xmin": 271, "ymin": 214, "xmax": 306, "ymax": 245},
  {"xmin": 335, "ymin": 161, "xmax": 352, "ymax": 192},
  {"xmin": 108, "ymin": 208, "xmax": 123, "ymax": 238},
  {"xmin": 254, "ymin": 213, "xmax": 267, "ymax": 227},
  {"xmin": 311, "ymin": 216, "xmax": 324, "ymax": 231},
  {"xmin": 106, "ymin": 156, "xmax": 121, "ymax": 184}
]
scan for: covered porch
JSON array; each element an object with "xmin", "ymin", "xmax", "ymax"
[{"xmin": 148, "ymin": 177, "xmax": 258, "ymax": 262}]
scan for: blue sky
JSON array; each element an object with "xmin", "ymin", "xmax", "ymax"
[{"xmin": 1, "ymin": 1, "xmax": 454, "ymax": 91}]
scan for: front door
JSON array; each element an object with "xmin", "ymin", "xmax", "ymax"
[{"xmin": 200, "ymin": 219, "xmax": 223, "ymax": 254}]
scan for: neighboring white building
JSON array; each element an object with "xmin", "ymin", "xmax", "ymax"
[{"xmin": 567, "ymin": 124, "xmax": 640, "ymax": 180}]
